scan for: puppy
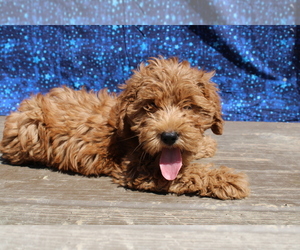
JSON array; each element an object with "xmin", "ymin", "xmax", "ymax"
[{"xmin": 0, "ymin": 57, "xmax": 250, "ymax": 199}]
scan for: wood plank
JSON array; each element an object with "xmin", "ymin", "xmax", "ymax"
[
  {"xmin": 0, "ymin": 117, "xmax": 300, "ymax": 226},
  {"xmin": 1, "ymin": 225, "xmax": 300, "ymax": 250}
]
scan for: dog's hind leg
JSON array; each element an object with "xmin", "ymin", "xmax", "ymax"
[{"xmin": 0, "ymin": 94, "xmax": 48, "ymax": 165}]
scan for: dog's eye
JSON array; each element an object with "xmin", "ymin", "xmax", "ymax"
[
  {"xmin": 183, "ymin": 105, "xmax": 193, "ymax": 110},
  {"xmin": 144, "ymin": 102, "xmax": 157, "ymax": 111},
  {"xmin": 149, "ymin": 102, "xmax": 157, "ymax": 108}
]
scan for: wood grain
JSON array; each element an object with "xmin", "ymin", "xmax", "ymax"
[
  {"xmin": 1, "ymin": 116, "xmax": 300, "ymax": 248},
  {"xmin": 1, "ymin": 225, "xmax": 300, "ymax": 250}
]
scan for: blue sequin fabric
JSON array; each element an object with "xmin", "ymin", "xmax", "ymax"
[
  {"xmin": 0, "ymin": 0, "xmax": 297, "ymax": 25},
  {"xmin": 0, "ymin": 25, "xmax": 299, "ymax": 122}
]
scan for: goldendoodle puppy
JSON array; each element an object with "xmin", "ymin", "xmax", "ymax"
[{"xmin": 0, "ymin": 57, "xmax": 250, "ymax": 199}]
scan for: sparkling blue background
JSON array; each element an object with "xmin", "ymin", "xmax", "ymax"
[
  {"xmin": 0, "ymin": 25, "xmax": 299, "ymax": 122},
  {"xmin": 0, "ymin": 0, "xmax": 297, "ymax": 25}
]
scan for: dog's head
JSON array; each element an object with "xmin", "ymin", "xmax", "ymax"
[{"xmin": 116, "ymin": 56, "xmax": 223, "ymax": 180}]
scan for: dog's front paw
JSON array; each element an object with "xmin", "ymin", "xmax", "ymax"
[{"xmin": 204, "ymin": 166, "xmax": 250, "ymax": 200}]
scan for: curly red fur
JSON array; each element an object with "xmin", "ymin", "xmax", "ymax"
[{"xmin": 0, "ymin": 57, "xmax": 250, "ymax": 199}]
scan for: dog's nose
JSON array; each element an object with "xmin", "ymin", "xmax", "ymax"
[{"xmin": 161, "ymin": 131, "xmax": 179, "ymax": 146}]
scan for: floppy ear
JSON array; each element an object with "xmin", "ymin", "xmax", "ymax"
[
  {"xmin": 199, "ymin": 70, "xmax": 224, "ymax": 135},
  {"xmin": 115, "ymin": 63, "xmax": 149, "ymax": 136},
  {"xmin": 114, "ymin": 100, "xmax": 126, "ymax": 136},
  {"xmin": 211, "ymin": 106, "xmax": 224, "ymax": 135},
  {"xmin": 114, "ymin": 90, "xmax": 133, "ymax": 137},
  {"xmin": 114, "ymin": 75, "xmax": 140, "ymax": 137}
]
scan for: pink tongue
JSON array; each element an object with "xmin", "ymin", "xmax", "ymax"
[{"xmin": 159, "ymin": 148, "xmax": 182, "ymax": 181}]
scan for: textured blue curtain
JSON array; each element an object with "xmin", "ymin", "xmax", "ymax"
[{"xmin": 0, "ymin": 25, "xmax": 299, "ymax": 122}]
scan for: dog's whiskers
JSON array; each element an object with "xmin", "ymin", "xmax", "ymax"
[
  {"xmin": 139, "ymin": 151, "xmax": 147, "ymax": 165},
  {"xmin": 119, "ymin": 134, "xmax": 138, "ymax": 142},
  {"xmin": 131, "ymin": 141, "xmax": 144, "ymax": 156}
]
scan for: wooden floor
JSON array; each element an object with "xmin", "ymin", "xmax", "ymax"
[{"xmin": 0, "ymin": 116, "xmax": 300, "ymax": 249}]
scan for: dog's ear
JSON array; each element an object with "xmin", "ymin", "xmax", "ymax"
[
  {"xmin": 198, "ymin": 70, "xmax": 224, "ymax": 135},
  {"xmin": 115, "ymin": 78, "xmax": 139, "ymax": 137},
  {"xmin": 114, "ymin": 92, "xmax": 132, "ymax": 137},
  {"xmin": 114, "ymin": 100, "xmax": 126, "ymax": 135},
  {"xmin": 115, "ymin": 63, "xmax": 149, "ymax": 135},
  {"xmin": 211, "ymin": 107, "xmax": 224, "ymax": 135}
]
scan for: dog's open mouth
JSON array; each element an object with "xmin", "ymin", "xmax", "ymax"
[{"xmin": 159, "ymin": 148, "xmax": 182, "ymax": 181}]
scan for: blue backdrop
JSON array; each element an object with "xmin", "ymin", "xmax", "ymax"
[
  {"xmin": 0, "ymin": 0, "xmax": 297, "ymax": 25},
  {"xmin": 0, "ymin": 25, "xmax": 299, "ymax": 122}
]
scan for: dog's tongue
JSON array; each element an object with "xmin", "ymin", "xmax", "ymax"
[{"xmin": 159, "ymin": 148, "xmax": 182, "ymax": 181}]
